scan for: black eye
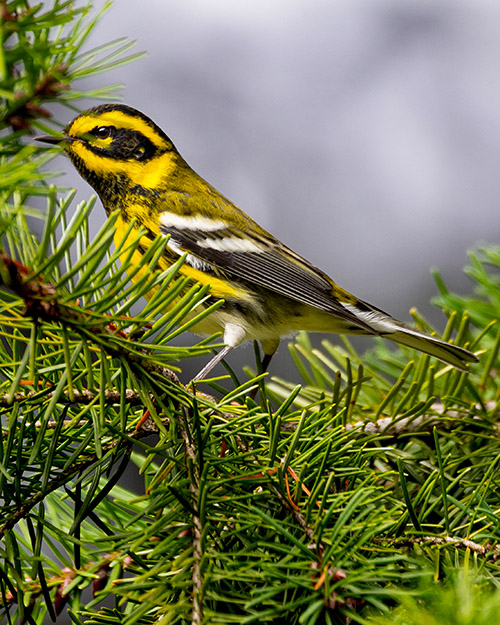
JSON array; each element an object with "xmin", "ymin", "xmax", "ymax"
[{"xmin": 93, "ymin": 126, "xmax": 114, "ymax": 139}]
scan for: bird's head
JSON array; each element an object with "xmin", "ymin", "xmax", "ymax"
[{"xmin": 36, "ymin": 104, "xmax": 178, "ymax": 194}]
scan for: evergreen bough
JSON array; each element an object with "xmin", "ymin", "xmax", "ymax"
[{"xmin": 0, "ymin": 2, "xmax": 499, "ymax": 624}]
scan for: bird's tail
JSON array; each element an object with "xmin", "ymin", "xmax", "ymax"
[
  {"xmin": 342, "ymin": 300, "xmax": 478, "ymax": 371},
  {"xmin": 387, "ymin": 325, "xmax": 477, "ymax": 371}
]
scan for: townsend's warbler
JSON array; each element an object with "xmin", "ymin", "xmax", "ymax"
[{"xmin": 36, "ymin": 104, "xmax": 478, "ymax": 379}]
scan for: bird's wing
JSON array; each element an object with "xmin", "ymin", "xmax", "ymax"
[{"xmin": 159, "ymin": 217, "xmax": 377, "ymax": 334}]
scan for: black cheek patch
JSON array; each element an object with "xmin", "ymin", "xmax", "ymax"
[
  {"xmin": 108, "ymin": 129, "xmax": 158, "ymax": 161},
  {"xmin": 131, "ymin": 136, "xmax": 157, "ymax": 161}
]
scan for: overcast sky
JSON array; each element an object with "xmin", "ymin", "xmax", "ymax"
[{"xmin": 53, "ymin": 0, "xmax": 500, "ymax": 377}]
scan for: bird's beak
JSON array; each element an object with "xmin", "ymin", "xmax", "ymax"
[{"xmin": 34, "ymin": 134, "xmax": 72, "ymax": 146}]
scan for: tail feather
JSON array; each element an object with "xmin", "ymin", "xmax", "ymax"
[
  {"xmin": 342, "ymin": 301, "xmax": 478, "ymax": 371},
  {"xmin": 387, "ymin": 327, "xmax": 477, "ymax": 371}
]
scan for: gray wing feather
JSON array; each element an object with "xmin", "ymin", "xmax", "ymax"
[{"xmin": 160, "ymin": 224, "xmax": 377, "ymax": 335}]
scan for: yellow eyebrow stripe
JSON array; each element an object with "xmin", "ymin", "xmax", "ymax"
[{"xmin": 68, "ymin": 110, "xmax": 169, "ymax": 149}]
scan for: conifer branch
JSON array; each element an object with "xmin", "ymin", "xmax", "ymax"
[
  {"xmin": 373, "ymin": 536, "xmax": 500, "ymax": 561},
  {"xmin": 178, "ymin": 404, "xmax": 204, "ymax": 625},
  {"xmin": 346, "ymin": 400, "xmax": 498, "ymax": 436},
  {"xmin": 0, "ymin": 250, "xmax": 182, "ymax": 385},
  {"xmin": 3, "ymin": 552, "xmax": 133, "ymax": 614},
  {"xmin": 268, "ymin": 481, "xmax": 317, "ymax": 546},
  {"xmin": 0, "ymin": 426, "xmax": 151, "ymax": 540},
  {"xmin": 0, "ymin": 388, "xmax": 144, "ymax": 408},
  {"xmin": 2, "ymin": 2, "xmax": 499, "ymax": 620}
]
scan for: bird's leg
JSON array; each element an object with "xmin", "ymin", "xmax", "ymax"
[
  {"xmin": 260, "ymin": 351, "xmax": 275, "ymax": 374},
  {"xmin": 192, "ymin": 323, "xmax": 246, "ymax": 383},
  {"xmin": 249, "ymin": 339, "xmax": 279, "ymax": 399},
  {"xmin": 192, "ymin": 345, "xmax": 234, "ymax": 382},
  {"xmin": 260, "ymin": 339, "xmax": 279, "ymax": 375}
]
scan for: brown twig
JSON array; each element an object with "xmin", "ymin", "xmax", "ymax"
[
  {"xmin": 6, "ymin": 63, "xmax": 70, "ymax": 131},
  {"xmin": 0, "ymin": 388, "xmax": 144, "ymax": 407},
  {"xmin": 0, "ymin": 250, "xmax": 182, "ymax": 386},
  {"xmin": 0, "ymin": 425, "xmax": 152, "ymax": 540},
  {"xmin": 373, "ymin": 535, "xmax": 500, "ymax": 560},
  {"xmin": 268, "ymin": 481, "xmax": 316, "ymax": 545},
  {"xmin": 4, "ymin": 552, "xmax": 133, "ymax": 614},
  {"xmin": 346, "ymin": 401, "xmax": 498, "ymax": 436},
  {"xmin": 177, "ymin": 405, "xmax": 204, "ymax": 625}
]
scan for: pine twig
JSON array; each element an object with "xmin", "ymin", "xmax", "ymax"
[
  {"xmin": 0, "ymin": 388, "xmax": 145, "ymax": 408},
  {"xmin": 0, "ymin": 425, "xmax": 152, "ymax": 540},
  {"xmin": 6, "ymin": 63, "xmax": 69, "ymax": 131},
  {"xmin": 346, "ymin": 401, "xmax": 498, "ymax": 436},
  {"xmin": 373, "ymin": 535, "xmax": 500, "ymax": 561},
  {"xmin": 0, "ymin": 250, "xmax": 182, "ymax": 386},
  {"xmin": 178, "ymin": 405, "xmax": 204, "ymax": 625},
  {"xmin": 3, "ymin": 552, "xmax": 133, "ymax": 615},
  {"xmin": 268, "ymin": 481, "xmax": 317, "ymax": 545}
]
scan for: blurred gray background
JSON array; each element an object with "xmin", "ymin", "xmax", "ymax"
[{"xmin": 52, "ymin": 0, "xmax": 500, "ymax": 379}]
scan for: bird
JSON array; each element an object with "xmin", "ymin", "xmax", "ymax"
[{"xmin": 35, "ymin": 104, "xmax": 478, "ymax": 381}]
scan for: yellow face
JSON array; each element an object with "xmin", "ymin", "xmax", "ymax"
[{"xmin": 62, "ymin": 105, "xmax": 178, "ymax": 190}]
